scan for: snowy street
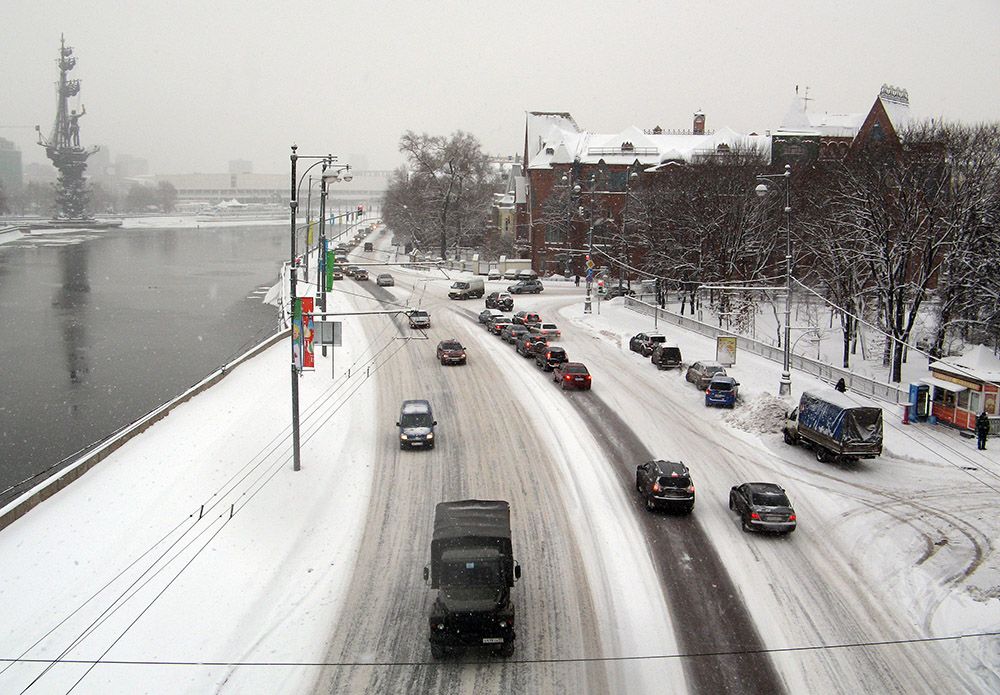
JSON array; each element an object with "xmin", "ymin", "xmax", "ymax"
[{"xmin": 1, "ymin": 228, "xmax": 998, "ymax": 694}]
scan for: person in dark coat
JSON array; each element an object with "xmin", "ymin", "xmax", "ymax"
[
  {"xmin": 976, "ymin": 410, "xmax": 990, "ymax": 450},
  {"xmin": 834, "ymin": 377, "xmax": 847, "ymax": 393}
]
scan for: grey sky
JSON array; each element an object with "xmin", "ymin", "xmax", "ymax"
[{"xmin": 5, "ymin": 0, "xmax": 999, "ymax": 175}]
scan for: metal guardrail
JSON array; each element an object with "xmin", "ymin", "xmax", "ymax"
[{"xmin": 624, "ymin": 297, "xmax": 909, "ymax": 405}]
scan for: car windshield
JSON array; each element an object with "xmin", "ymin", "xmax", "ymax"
[
  {"xmin": 411, "ymin": 311, "xmax": 427, "ymax": 318},
  {"xmin": 650, "ymin": 336, "xmax": 666, "ymax": 343},
  {"xmin": 752, "ymin": 490, "xmax": 790, "ymax": 507},
  {"xmin": 439, "ymin": 558, "xmax": 503, "ymax": 587},
  {"xmin": 441, "ymin": 342, "xmax": 462, "ymax": 350},
  {"xmin": 400, "ymin": 412, "xmax": 433, "ymax": 428},
  {"xmin": 707, "ymin": 366, "xmax": 725, "ymax": 375}
]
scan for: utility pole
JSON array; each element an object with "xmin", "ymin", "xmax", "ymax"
[{"xmin": 288, "ymin": 145, "xmax": 302, "ymax": 472}]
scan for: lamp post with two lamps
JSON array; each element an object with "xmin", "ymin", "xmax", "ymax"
[
  {"xmin": 754, "ymin": 163, "xmax": 793, "ymax": 397},
  {"xmin": 288, "ymin": 147, "xmax": 349, "ymax": 471}
]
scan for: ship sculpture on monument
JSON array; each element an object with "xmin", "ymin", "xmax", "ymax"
[{"xmin": 35, "ymin": 35, "xmax": 100, "ymax": 221}]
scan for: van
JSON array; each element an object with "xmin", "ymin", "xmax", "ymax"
[
  {"xmin": 651, "ymin": 344, "xmax": 682, "ymax": 370},
  {"xmin": 364, "ymin": 242, "xmax": 374, "ymax": 252},
  {"xmin": 397, "ymin": 400, "xmax": 436, "ymax": 450},
  {"xmin": 448, "ymin": 277, "xmax": 485, "ymax": 300}
]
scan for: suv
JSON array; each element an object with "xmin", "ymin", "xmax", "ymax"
[
  {"xmin": 535, "ymin": 346, "xmax": 568, "ymax": 372},
  {"xmin": 408, "ymin": 310, "xmax": 431, "ymax": 329},
  {"xmin": 517, "ymin": 334, "xmax": 547, "ymax": 357},
  {"xmin": 651, "ymin": 343, "xmax": 682, "ymax": 370},
  {"xmin": 513, "ymin": 311, "xmax": 541, "ymax": 327},
  {"xmin": 507, "ymin": 279, "xmax": 543, "ymax": 294},
  {"xmin": 629, "ymin": 333, "xmax": 667, "ymax": 357},
  {"xmin": 528, "ymin": 322, "xmax": 561, "ymax": 338},
  {"xmin": 705, "ymin": 375, "xmax": 739, "ymax": 408},
  {"xmin": 635, "ymin": 460, "xmax": 695, "ymax": 513},
  {"xmin": 485, "ymin": 292, "xmax": 514, "ymax": 311},
  {"xmin": 480, "ymin": 309, "xmax": 505, "ymax": 325},
  {"xmin": 397, "ymin": 400, "xmax": 436, "ymax": 450},
  {"xmin": 686, "ymin": 361, "xmax": 727, "ymax": 390},
  {"xmin": 436, "ymin": 339, "xmax": 467, "ymax": 366}
]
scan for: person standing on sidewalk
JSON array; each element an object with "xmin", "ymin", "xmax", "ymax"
[{"xmin": 976, "ymin": 410, "xmax": 990, "ymax": 450}]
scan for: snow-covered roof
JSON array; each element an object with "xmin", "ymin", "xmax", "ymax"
[
  {"xmin": 930, "ymin": 344, "xmax": 1000, "ymax": 384},
  {"xmin": 525, "ymin": 111, "xmax": 581, "ymax": 161},
  {"xmin": 779, "ymin": 94, "xmax": 864, "ymax": 138}
]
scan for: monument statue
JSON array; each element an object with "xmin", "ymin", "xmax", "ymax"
[{"xmin": 36, "ymin": 35, "xmax": 99, "ymax": 220}]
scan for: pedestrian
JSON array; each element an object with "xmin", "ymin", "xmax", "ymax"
[
  {"xmin": 835, "ymin": 377, "xmax": 847, "ymax": 393},
  {"xmin": 976, "ymin": 410, "xmax": 990, "ymax": 450},
  {"xmin": 574, "ymin": 274, "xmax": 580, "ymax": 287}
]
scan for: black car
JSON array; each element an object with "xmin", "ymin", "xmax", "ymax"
[
  {"xmin": 480, "ymin": 309, "xmax": 505, "ymax": 326},
  {"xmin": 629, "ymin": 332, "xmax": 667, "ymax": 357},
  {"xmin": 490, "ymin": 319, "xmax": 514, "ymax": 336},
  {"xmin": 651, "ymin": 343, "xmax": 682, "ymax": 370},
  {"xmin": 501, "ymin": 324, "xmax": 529, "ymax": 344},
  {"xmin": 635, "ymin": 460, "xmax": 695, "ymax": 513},
  {"xmin": 485, "ymin": 292, "xmax": 514, "ymax": 311},
  {"xmin": 552, "ymin": 362, "xmax": 591, "ymax": 390},
  {"xmin": 397, "ymin": 400, "xmax": 436, "ymax": 450},
  {"xmin": 729, "ymin": 482, "xmax": 797, "ymax": 534},
  {"xmin": 436, "ymin": 339, "xmax": 467, "ymax": 365},
  {"xmin": 507, "ymin": 279, "xmax": 543, "ymax": 294},
  {"xmin": 517, "ymin": 334, "xmax": 547, "ymax": 357},
  {"xmin": 534, "ymin": 346, "xmax": 568, "ymax": 372}
]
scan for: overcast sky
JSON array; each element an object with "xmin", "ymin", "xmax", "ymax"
[{"xmin": 4, "ymin": 0, "xmax": 999, "ymax": 175}]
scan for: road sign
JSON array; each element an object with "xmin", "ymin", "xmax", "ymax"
[{"xmin": 585, "ymin": 258, "xmax": 595, "ymax": 270}]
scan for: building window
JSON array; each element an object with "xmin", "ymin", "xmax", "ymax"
[
  {"xmin": 958, "ymin": 388, "xmax": 970, "ymax": 411},
  {"xmin": 969, "ymin": 390, "xmax": 982, "ymax": 413}
]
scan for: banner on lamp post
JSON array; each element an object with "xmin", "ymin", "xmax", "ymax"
[
  {"xmin": 306, "ymin": 218, "xmax": 315, "ymax": 247},
  {"xmin": 325, "ymin": 250, "xmax": 335, "ymax": 291},
  {"xmin": 292, "ymin": 297, "xmax": 304, "ymax": 371},
  {"xmin": 302, "ymin": 297, "xmax": 315, "ymax": 369}
]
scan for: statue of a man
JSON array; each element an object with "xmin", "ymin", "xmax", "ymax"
[{"xmin": 68, "ymin": 105, "xmax": 86, "ymax": 147}]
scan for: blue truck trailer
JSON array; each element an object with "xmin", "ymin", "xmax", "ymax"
[{"xmin": 783, "ymin": 390, "xmax": 883, "ymax": 462}]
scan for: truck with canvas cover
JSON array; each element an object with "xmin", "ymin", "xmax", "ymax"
[
  {"xmin": 783, "ymin": 390, "xmax": 883, "ymax": 462},
  {"xmin": 423, "ymin": 500, "xmax": 521, "ymax": 658}
]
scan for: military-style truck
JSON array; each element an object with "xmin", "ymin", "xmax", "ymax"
[
  {"xmin": 423, "ymin": 500, "xmax": 521, "ymax": 658},
  {"xmin": 783, "ymin": 390, "xmax": 883, "ymax": 462}
]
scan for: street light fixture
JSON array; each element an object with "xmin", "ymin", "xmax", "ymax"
[{"xmin": 755, "ymin": 163, "xmax": 793, "ymax": 397}]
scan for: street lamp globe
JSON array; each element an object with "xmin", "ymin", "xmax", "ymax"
[{"xmin": 754, "ymin": 183, "xmax": 769, "ymax": 197}]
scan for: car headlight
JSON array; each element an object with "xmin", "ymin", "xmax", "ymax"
[
  {"xmin": 400, "ymin": 434, "xmax": 408, "ymax": 440},
  {"xmin": 426, "ymin": 432, "xmax": 434, "ymax": 439}
]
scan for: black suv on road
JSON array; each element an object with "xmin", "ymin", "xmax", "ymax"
[
  {"xmin": 517, "ymin": 334, "xmax": 547, "ymax": 357},
  {"xmin": 485, "ymin": 292, "xmax": 514, "ymax": 311},
  {"xmin": 534, "ymin": 346, "xmax": 568, "ymax": 371},
  {"xmin": 636, "ymin": 460, "xmax": 695, "ymax": 513}
]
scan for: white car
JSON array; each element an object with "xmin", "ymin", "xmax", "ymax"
[{"xmin": 529, "ymin": 322, "xmax": 561, "ymax": 338}]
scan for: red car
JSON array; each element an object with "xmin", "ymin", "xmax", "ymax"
[{"xmin": 553, "ymin": 362, "xmax": 591, "ymax": 390}]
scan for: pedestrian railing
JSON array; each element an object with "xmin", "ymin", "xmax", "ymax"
[{"xmin": 624, "ymin": 297, "xmax": 909, "ymax": 405}]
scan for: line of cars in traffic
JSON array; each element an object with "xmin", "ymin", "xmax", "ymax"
[{"xmin": 629, "ymin": 333, "xmax": 740, "ymax": 408}]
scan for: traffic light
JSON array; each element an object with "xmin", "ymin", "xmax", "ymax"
[{"xmin": 357, "ymin": 204, "xmax": 364, "ymax": 217}]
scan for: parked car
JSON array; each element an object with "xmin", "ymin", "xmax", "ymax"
[
  {"xmin": 502, "ymin": 269, "xmax": 520, "ymax": 280},
  {"xmin": 635, "ymin": 460, "xmax": 695, "ymax": 514},
  {"xmin": 651, "ymin": 343, "xmax": 683, "ymax": 370},
  {"xmin": 629, "ymin": 332, "xmax": 667, "ymax": 357},
  {"xmin": 534, "ymin": 346, "xmax": 568, "ymax": 372},
  {"xmin": 553, "ymin": 362, "xmax": 591, "ymax": 390},
  {"xmin": 397, "ymin": 400, "xmax": 436, "ymax": 450},
  {"xmin": 528, "ymin": 322, "xmax": 561, "ymax": 338},
  {"xmin": 515, "ymin": 269, "xmax": 539, "ymax": 281},
  {"xmin": 705, "ymin": 375, "xmax": 739, "ymax": 408},
  {"xmin": 686, "ymin": 360, "xmax": 728, "ymax": 390},
  {"xmin": 377, "ymin": 273, "xmax": 394, "ymax": 287},
  {"xmin": 507, "ymin": 279, "xmax": 543, "ymax": 294},
  {"xmin": 485, "ymin": 292, "xmax": 514, "ymax": 311},
  {"xmin": 729, "ymin": 482, "xmax": 796, "ymax": 534},
  {"xmin": 479, "ymin": 308, "xmax": 505, "ymax": 325},
  {"xmin": 488, "ymin": 269, "xmax": 503, "ymax": 280},
  {"xmin": 436, "ymin": 339, "xmax": 467, "ymax": 366},
  {"xmin": 512, "ymin": 311, "xmax": 541, "ymax": 327},
  {"xmin": 602, "ymin": 284, "xmax": 635, "ymax": 299},
  {"xmin": 354, "ymin": 268, "xmax": 369, "ymax": 281},
  {"xmin": 517, "ymin": 334, "xmax": 547, "ymax": 357},
  {"xmin": 408, "ymin": 309, "xmax": 431, "ymax": 329},
  {"xmin": 490, "ymin": 319, "xmax": 514, "ymax": 336}
]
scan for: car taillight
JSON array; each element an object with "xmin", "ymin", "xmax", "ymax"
[
  {"xmin": 652, "ymin": 482, "xmax": 662, "ymax": 493},
  {"xmin": 564, "ymin": 375, "xmax": 572, "ymax": 380},
  {"xmin": 788, "ymin": 514, "xmax": 796, "ymax": 521},
  {"xmin": 584, "ymin": 375, "xmax": 591, "ymax": 380},
  {"xmin": 706, "ymin": 389, "xmax": 711, "ymax": 395},
  {"xmin": 750, "ymin": 511, "xmax": 761, "ymax": 520},
  {"xmin": 687, "ymin": 485, "xmax": 695, "ymax": 493}
]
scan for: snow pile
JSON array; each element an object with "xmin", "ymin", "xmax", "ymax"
[{"xmin": 725, "ymin": 392, "xmax": 788, "ymax": 433}]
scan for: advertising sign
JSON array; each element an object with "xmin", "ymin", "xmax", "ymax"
[
  {"xmin": 301, "ymin": 297, "xmax": 315, "ymax": 369},
  {"xmin": 716, "ymin": 336, "xmax": 737, "ymax": 366},
  {"xmin": 326, "ymin": 250, "xmax": 335, "ymax": 292},
  {"xmin": 292, "ymin": 298, "xmax": 304, "ymax": 371}
]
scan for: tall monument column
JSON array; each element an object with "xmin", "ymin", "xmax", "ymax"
[{"xmin": 36, "ymin": 35, "xmax": 99, "ymax": 221}]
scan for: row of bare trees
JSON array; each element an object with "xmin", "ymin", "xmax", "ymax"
[
  {"xmin": 618, "ymin": 122, "xmax": 1000, "ymax": 382},
  {"xmin": 382, "ymin": 131, "xmax": 505, "ymax": 260}
]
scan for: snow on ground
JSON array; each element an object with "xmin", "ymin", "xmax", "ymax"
[{"xmin": 1, "ymin": 254, "xmax": 998, "ymax": 693}]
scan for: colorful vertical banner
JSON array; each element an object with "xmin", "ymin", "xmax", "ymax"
[
  {"xmin": 302, "ymin": 297, "xmax": 315, "ymax": 369},
  {"xmin": 306, "ymin": 218, "xmax": 315, "ymax": 247},
  {"xmin": 292, "ymin": 297, "xmax": 304, "ymax": 371},
  {"xmin": 325, "ymin": 250, "xmax": 335, "ymax": 292}
]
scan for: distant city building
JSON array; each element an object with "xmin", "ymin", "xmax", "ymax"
[
  {"xmin": 115, "ymin": 153, "xmax": 149, "ymax": 179},
  {"xmin": 23, "ymin": 162, "xmax": 56, "ymax": 184},
  {"xmin": 0, "ymin": 137, "xmax": 24, "ymax": 195},
  {"xmin": 228, "ymin": 159, "xmax": 253, "ymax": 175}
]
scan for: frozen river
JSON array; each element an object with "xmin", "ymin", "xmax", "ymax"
[{"xmin": 0, "ymin": 222, "xmax": 285, "ymax": 504}]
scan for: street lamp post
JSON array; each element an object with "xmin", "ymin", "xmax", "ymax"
[
  {"xmin": 573, "ymin": 176, "xmax": 597, "ymax": 314},
  {"xmin": 755, "ymin": 163, "xmax": 793, "ymax": 397}
]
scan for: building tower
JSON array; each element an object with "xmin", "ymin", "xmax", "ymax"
[{"xmin": 36, "ymin": 35, "xmax": 99, "ymax": 219}]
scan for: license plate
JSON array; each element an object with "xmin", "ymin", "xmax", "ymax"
[{"xmin": 482, "ymin": 637, "xmax": 503, "ymax": 644}]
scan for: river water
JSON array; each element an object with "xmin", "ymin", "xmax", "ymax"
[{"xmin": 0, "ymin": 222, "xmax": 288, "ymax": 503}]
